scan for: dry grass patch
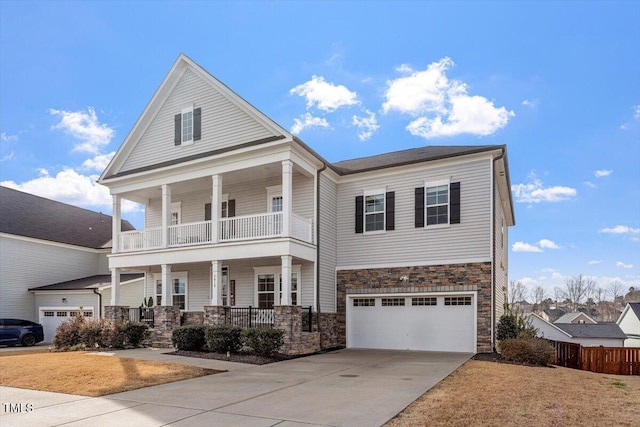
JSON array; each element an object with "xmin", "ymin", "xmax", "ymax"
[
  {"xmin": 386, "ymin": 360, "xmax": 640, "ymax": 427},
  {"xmin": 0, "ymin": 352, "xmax": 221, "ymax": 397}
]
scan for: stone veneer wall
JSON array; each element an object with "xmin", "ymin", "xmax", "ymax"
[
  {"xmin": 315, "ymin": 312, "xmax": 343, "ymax": 349},
  {"xmin": 336, "ymin": 262, "xmax": 493, "ymax": 352},
  {"xmin": 274, "ymin": 305, "xmax": 321, "ymax": 355},
  {"xmin": 151, "ymin": 306, "xmax": 181, "ymax": 348},
  {"xmin": 104, "ymin": 306, "xmax": 129, "ymax": 323},
  {"xmin": 203, "ymin": 306, "xmax": 227, "ymax": 326},
  {"xmin": 181, "ymin": 311, "xmax": 204, "ymax": 326}
]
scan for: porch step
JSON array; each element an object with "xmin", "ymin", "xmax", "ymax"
[{"xmin": 150, "ymin": 341, "xmax": 174, "ymax": 349}]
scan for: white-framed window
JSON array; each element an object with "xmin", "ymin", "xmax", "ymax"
[
  {"xmin": 381, "ymin": 297, "xmax": 405, "ymax": 306},
  {"xmin": 412, "ymin": 297, "xmax": 437, "ymax": 306},
  {"xmin": 444, "ymin": 296, "xmax": 472, "ymax": 306},
  {"xmin": 254, "ymin": 265, "xmax": 301, "ymax": 309},
  {"xmin": 181, "ymin": 107, "xmax": 194, "ymax": 145},
  {"xmin": 171, "ymin": 202, "xmax": 182, "ymax": 225},
  {"xmin": 221, "ymin": 266, "xmax": 229, "ymax": 306},
  {"xmin": 425, "ymin": 179, "xmax": 450, "ymax": 226},
  {"xmin": 266, "ymin": 185, "xmax": 283, "ymax": 234},
  {"xmin": 364, "ymin": 189, "xmax": 385, "ymax": 233},
  {"xmin": 155, "ymin": 272, "xmax": 188, "ymax": 310},
  {"xmin": 353, "ymin": 298, "xmax": 375, "ymax": 307}
]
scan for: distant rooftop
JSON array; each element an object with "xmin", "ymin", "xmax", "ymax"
[
  {"xmin": 554, "ymin": 323, "xmax": 627, "ymax": 339},
  {"xmin": 0, "ymin": 186, "xmax": 135, "ymax": 249}
]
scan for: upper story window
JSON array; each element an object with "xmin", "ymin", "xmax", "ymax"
[
  {"xmin": 355, "ymin": 190, "xmax": 395, "ymax": 234},
  {"xmin": 415, "ymin": 180, "xmax": 460, "ymax": 228},
  {"xmin": 364, "ymin": 190, "xmax": 385, "ymax": 232},
  {"xmin": 174, "ymin": 107, "xmax": 201, "ymax": 146}
]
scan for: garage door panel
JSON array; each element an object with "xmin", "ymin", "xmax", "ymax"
[{"xmin": 347, "ymin": 295, "xmax": 475, "ymax": 353}]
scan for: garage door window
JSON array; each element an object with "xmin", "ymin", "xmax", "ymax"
[
  {"xmin": 381, "ymin": 298, "xmax": 405, "ymax": 306},
  {"xmin": 444, "ymin": 296, "xmax": 472, "ymax": 306},
  {"xmin": 353, "ymin": 298, "xmax": 375, "ymax": 307},
  {"xmin": 57, "ymin": 311, "xmax": 67, "ymax": 317},
  {"xmin": 44, "ymin": 311, "xmax": 54, "ymax": 317},
  {"xmin": 412, "ymin": 297, "xmax": 437, "ymax": 306}
]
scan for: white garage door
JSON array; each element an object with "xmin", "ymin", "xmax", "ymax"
[
  {"xmin": 347, "ymin": 294, "xmax": 476, "ymax": 353},
  {"xmin": 39, "ymin": 308, "xmax": 94, "ymax": 342}
]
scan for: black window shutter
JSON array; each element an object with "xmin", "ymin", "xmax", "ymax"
[
  {"xmin": 385, "ymin": 191, "xmax": 395, "ymax": 231},
  {"xmin": 174, "ymin": 114, "xmax": 182, "ymax": 145},
  {"xmin": 450, "ymin": 182, "xmax": 461, "ymax": 224},
  {"xmin": 204, "ymin": 203, "xmax": 211, "ymax": 221},
  {"xmin": 228, "ymin": 199, "xmax": 236, "ymax": 217},
  {"xmin": 415, "ymin": 187, "xmax": 425, "ymax": 228},
  {"xmin": 193, "ymin": 108, "xmax": 202, "ymax": 141},
  {"xmin": 355, "ymin": 196, "xmax": 364, "ymax": 233}
]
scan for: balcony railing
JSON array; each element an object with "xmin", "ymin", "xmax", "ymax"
[{"xmin": 117, "ymin": 212, "xmax": 314, "ymax": 252}]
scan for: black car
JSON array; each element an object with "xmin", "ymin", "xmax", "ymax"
[{"xmin": 0, "ymin": 319, "xmax": 45, "ymax": 346}]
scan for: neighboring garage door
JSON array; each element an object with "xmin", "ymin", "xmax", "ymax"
[
  {"xmin": 39, "ymin": 308, "xmax": 94, "ymax": 342},
  {"xmin": 347, "ymin": 294, "xmax": 476, "ymax": 353}
]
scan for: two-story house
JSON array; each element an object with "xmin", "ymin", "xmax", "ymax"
[{"xmin": 98, "ymin": 54, "xmax": 515, "ymax": 354}]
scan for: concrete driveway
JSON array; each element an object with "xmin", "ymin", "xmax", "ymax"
[{"xmin": 0, "ymin": 349, "xmax": 471, "ymax": 427}]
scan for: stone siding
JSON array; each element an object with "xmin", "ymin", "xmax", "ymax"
[
  {"xmin": 150, "ymin": 306, "xmax": 181, "ymax": 348},
  {"xmin": 181, "ymin": 311, "xmax": 204, "ymax": 326},
  {"xmin": 104, "ymin": 306, "xmax": 129, "ymax": 323},
  {"xmin": 316, "ymin": 312, "xmax": 343, "ymax": 349},
  {"xmin": 336, "ymin": 262, "xmax": 493, "ymax": 352},
  {"xmin": 203, "ymin": 306, "xmax": 228, "ymax": 326},
  {"xmin": 274, "ymin": 305, "xmax": 321, "ymax": 355}
]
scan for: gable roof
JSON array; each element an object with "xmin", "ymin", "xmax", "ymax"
[
  {"xmin": 617, "ymin": 302, "xmax": 640, "ymax": 324},
  {"xmin": 100, "ymin": 53, "xmax": 293, "ymax": 181},
  {"xmin": 554, "ymin": 323, "xmax": 627, "ymax": 339},
  {"xmin": 331, "ymin": 145, "xmax": 504, "ymax": 175},
  {"xmin": 554, "ymin": 311, "xmax": 597, "ymax": 324},
  {"xmin": 0, "ymin": 186, "xmax": 135, "ymax": 249},
  {"xmin": 29, "ymin": 273, "xmax": 144, "ymax": 291}
]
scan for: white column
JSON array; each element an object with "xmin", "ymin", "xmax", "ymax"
[
  {"xmin": 280, "ymin": 255, "xmax": 292, "ymax": 305},
  {"xmin": 282, "ymin": 160, "xmax": 293, "ymax": 237},
  {"xmin": 211, "ymin": 260, "xmax": 222, "ymax": 305},
  {"xmin": 161, "ymin": 184, "xmax": 172, "ymax": 248},
  {"xmin": 112, "ymin": 195, "xmax": 121, "ymax": 253},
  {"xmin": 161, "ymin": 264, "xmax": 172, "ymax": 306},
  {"xmin": 110, "ymin": 268, "xmax": 120, "ymax": 305},
  {"xmin": 211, "ymin": 175, "xmax": 222, "ymax": 243}
]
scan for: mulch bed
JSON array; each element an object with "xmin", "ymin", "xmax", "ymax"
[
  {"xmin": 473, "ymin": 352, "xmax": 555, "ymax": 368},
  {"xmin": 168, "ymin": 350, "xmax": 291, "ymax": 365}
]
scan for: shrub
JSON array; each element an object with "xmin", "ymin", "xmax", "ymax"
[
  {"xmin": 205, "ymin": 325, "xmax": 243, "ymax": 353},
  {"xmin": 496, "ymin": 314, "xmax": 519, "ymax": 341},
  {"xmin": 79, "ymin": 318, "xmax": 111, "ymax": 348},
  {"xmin": 241, "ymin": 328, "xmax": 283, "ymax": 357},
  {"xmin": 123, "ymin": 322, "xmax": 149, "ymax": 347},
  {"xmin": 53, "ymin": 315, "xmax": 86, "ymax": 349},
  {"xmin": 500, "ymin": 337, "xmax": 555, "ymax": 366},
  {"xmin": 172, "ymin": 325, "xmax": 205, "ymax": 351}
]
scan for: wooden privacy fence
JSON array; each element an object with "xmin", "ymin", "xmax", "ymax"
[{"xmin": 548, "ymin": 340, "xmax": 640, "ymax": 375}]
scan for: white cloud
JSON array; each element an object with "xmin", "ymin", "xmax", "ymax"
[
  {"xmin": 600, "ymin": 225, "xmax": 640, "ymax": 242},
  {"xmin": 588, "ymin": 260, "xmax": 601, "ymax": 265},
  {"xmin": 383, "ymin": 58, "xmax": 514, "ymax": 138},
  {"xmin": 594, "ymin": 169, "xmax": 612, "ymax": 178},
  {"xmin": 289, "ymin": 76, "xmax": 359, "ymax": 112},
  {"xmin": 352, "ymin": 109, "xmax": 380, "ymax": 141},
  {"xmin": 0, "ymin": 151, "xmax": 15, "ymax": 162},
  {"xmin": 616, "ymin": 262, "xmax": 633, "ymax": 269},
  {"xmin": 538, "ymin": 239, "xmax": 560, "ymax": 249},
  {"xmin": 1, "ymin": 132, "xmax": 18, "ymax": 143},
  {"xmin": 634, "ymin": 105, "xmax": 640, "ymax": 120},
  {"xmin": 512, "ymin": 174, "xmax": 577, "ymax": 203},
  {"xmin": 290, "ymin": 113, "xmax": 330, "ymax": 134},
  {"xmin": 81, "ymin": 151, "xmax": 115, "ymax": 172},
  {"xmin": 49, "ymin": 107, "xmax": 114, "ymax": 154},
  {"xmin": 584, "ymin": 181, "xmax": 596, "ymax": 188},
  {"xmin": 512, "ymin": 241, "xmax": 543, "ymax": 253},
  {"xmin": 521, "ymin": 99, "xmax": 538, "ymax": 108},
  {"xmin": 1, "ymin": 168, "xmax": 140, "ymax": 213}
]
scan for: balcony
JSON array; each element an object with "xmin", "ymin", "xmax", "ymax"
[{"xmin": 117, "ymin": 212, "xmax": 314, "ymax": 253}]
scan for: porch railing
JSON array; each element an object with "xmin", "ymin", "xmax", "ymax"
[
  {"xmin": 119, "ymin": 227, "xmax": 163, "ymax": 252},
  {"xmin": 219, "ymin": 212, "xmax": 282, "ymax": 242},
  {"xmin": 169, "ymin": 220, "xmax": 211, "ymax": 247},
  {"xmin": 302, "ymin": 305, "xmax": 313, "ymax": 332},
  {"xmin": 292, "ymin": 214, "xmax": 314, "ymax": 244},
  {"xmin": 128, "ymin": 307, "xmax": 155, "ymax": 328},
  {"xmin": 224, "ymin": 307, "xmax": 275, "ymax": 329}
]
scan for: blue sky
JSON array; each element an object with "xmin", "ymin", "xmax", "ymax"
[{"xmin": 1, "ymin": 1, "xmax": 639, "ymax": 299}]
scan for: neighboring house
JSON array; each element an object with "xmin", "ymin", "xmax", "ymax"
[
  {"xmin": 97, "ymin": 53, "xmax": 515, "ymax": 354},
  {"xmin": 0, "ymin": 186, "xmax": 141, "ymax": 341},
  {"xmin": 541, "ymin": 308, "xmax": 566, "ymax": 323},
  {"xmin": 527, "ymin": 313, "xmax": 626, "ymax": 347},
  {"xmin": 554, "ymin": 311, "xmax": 597, "ymax": 324},
  {"xmin": 616, "ymin": 302, "xmax": 640, "ymax": 347}
]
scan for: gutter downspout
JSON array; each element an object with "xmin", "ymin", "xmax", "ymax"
[
  {"xmin": 491, "ymin": 147, "xmax": 506, "ymax": 352},
  {"xmin": 315, "ymin": 162, "xmax": 328, "ymax": 348},
  {"xmin": 93, "ymin": 288, "xmax": 102, "ymax": 319}
]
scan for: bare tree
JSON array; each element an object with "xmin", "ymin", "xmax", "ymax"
[
  {"xmin": 562, "ymin": 275, "xmax": 592, "ymax": 312},
  {"xmin": 530, "ymin": 285, "xmax": 546, "ymax": 312},
  {"xmin": 508, "ymin": 280, "xmax": 527, "ymax": 315},
  {"xmin": 608, "ymin": 281, "xmax": 624, "ymax": 309},
  {"xmin": 553, "ymin": 287, "xmax": 563, "ymax": 308}
]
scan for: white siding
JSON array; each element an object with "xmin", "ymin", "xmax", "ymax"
[
  {"xmin": 494, "ymin": 180, "xmax": 508, "ymax": 320},
  {"xmin": 121, "ymin": 69, "xmax": 278, "ymax": 174},
  {"xmin": 35, "ymin": 293, "xmax": 99, "ymax": 313},
  {"xmin": 318, "ymin": 173, "xmax": 337, "ymax": 312},
  {"xmin": 0, "ymin": 236, "xmax": 102, "ymax": 322},
  {"xmin": 618, "ymin": 309, "xmax": 640, "ymax": 336},
  {"xmin": 100, "ymin": 278, "xmax": 146, "ymax": 314},
  {"xmin": 336, "ymin": 157, "xmax": 493, "ymax": 267}
]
